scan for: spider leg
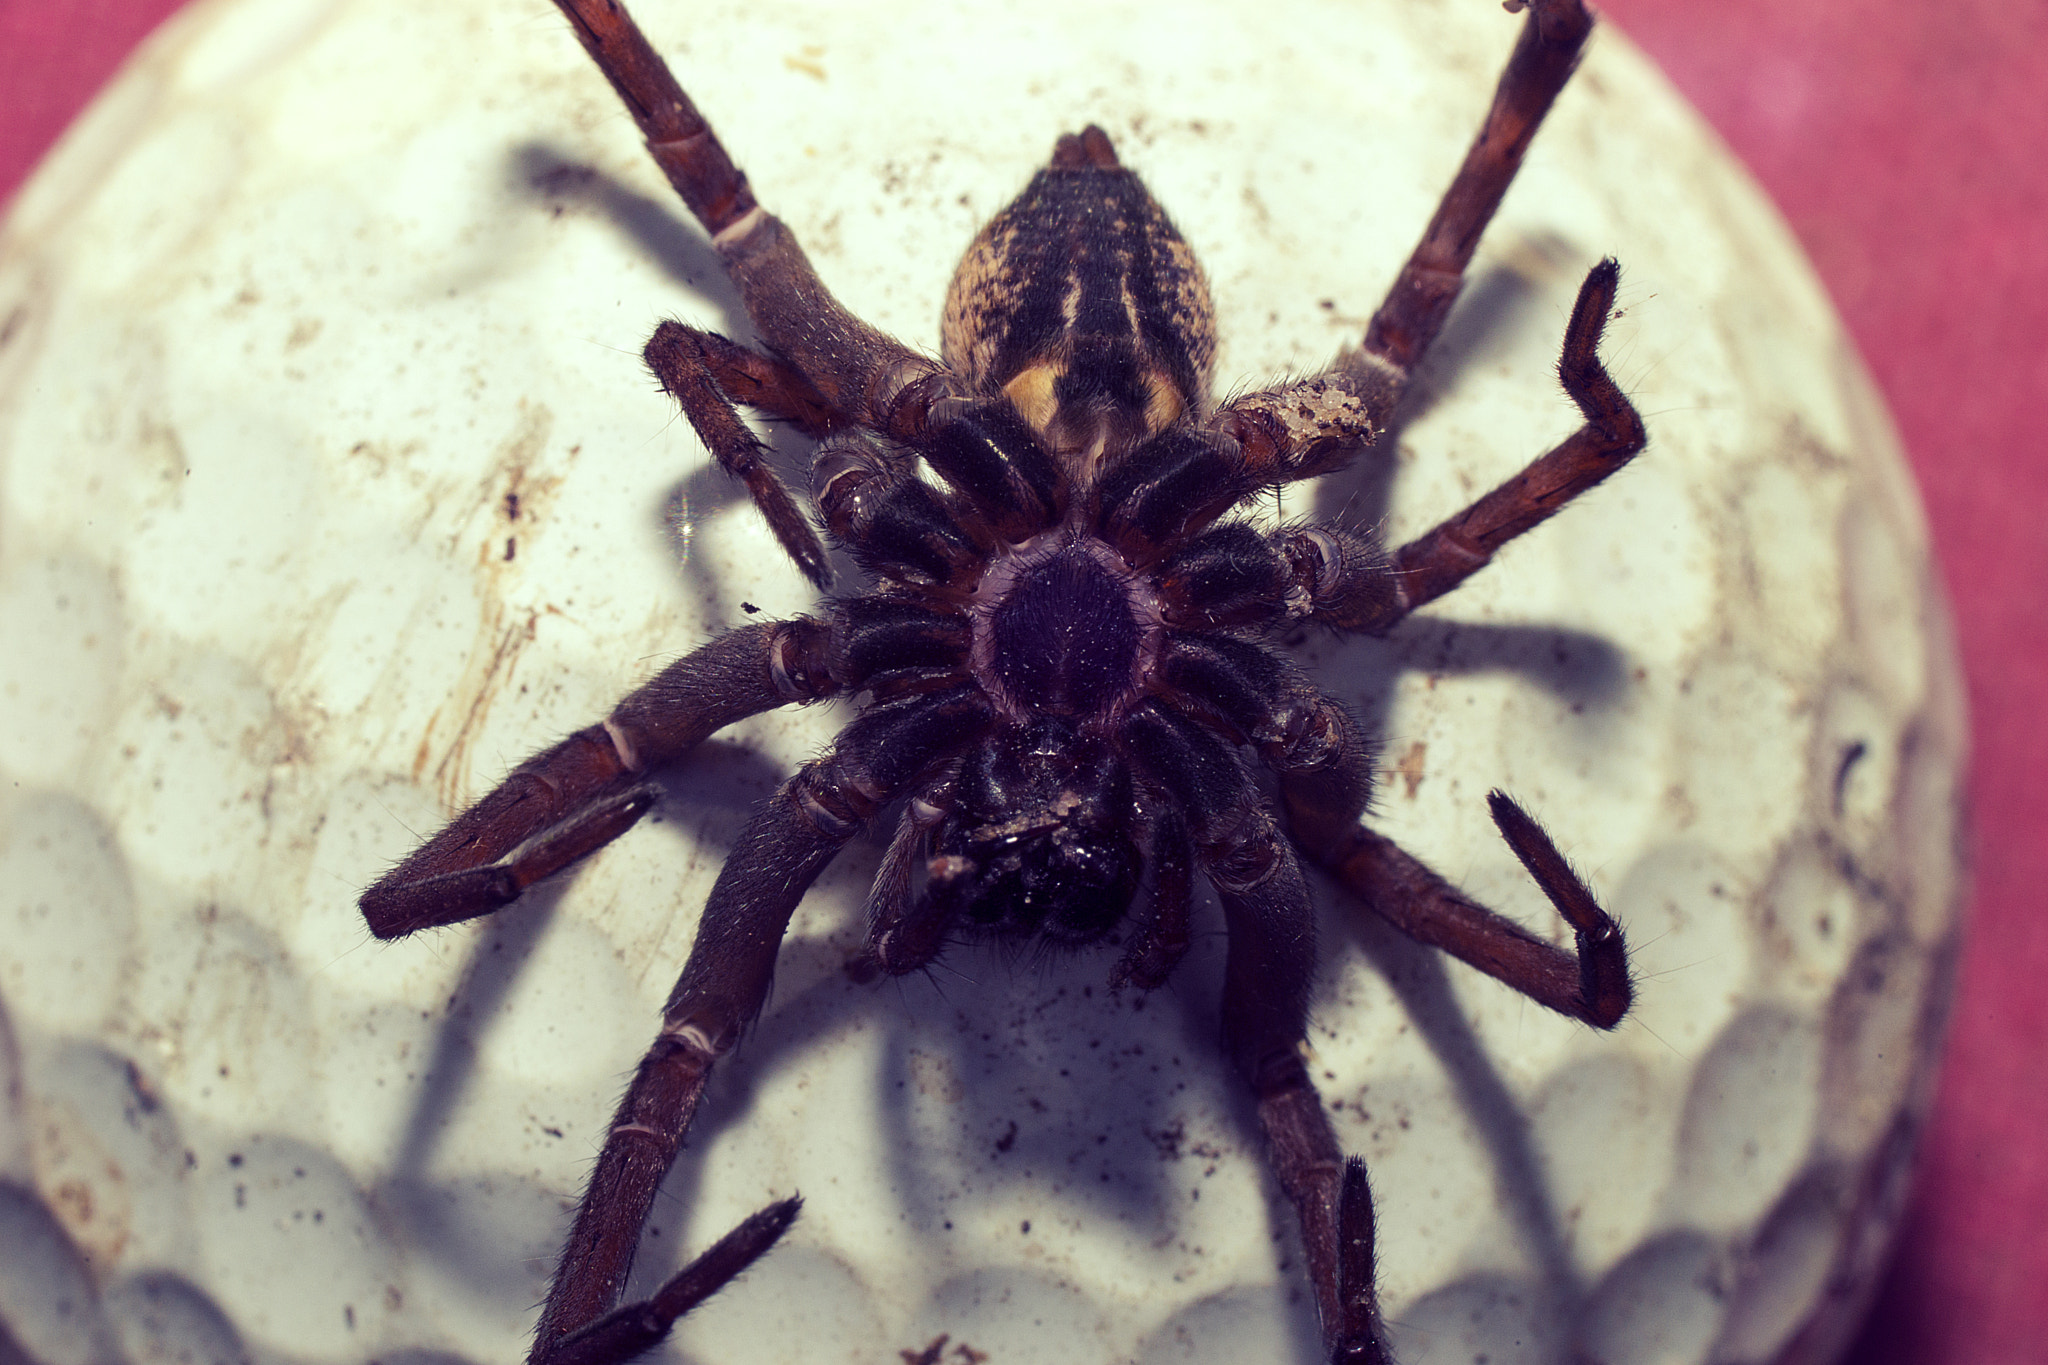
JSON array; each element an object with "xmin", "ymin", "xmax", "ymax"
[
  {"xmin": 1383, "ymin": 258, "xmax": 1645, "ymax": 622},
  {"xmin": 1279, "ymin": 694, "xmax": 1631, "ymax": 1028},
  {"xmin": 359, "ymin": 618, "xmax": 836, "ymax": 938},
  {"xmin": 856, "ymin": 775, "xmax": 954, "ymax": 976},
  {"xmin": 643, "ymin": 322, "xmax": 834, "ymax": 586},
  {"xmin": 1207, "ymin": 0, "xmax": 1601, "ymax": 485},
  {"xmin": 530, "ymin": 682, "xmax": 995, "ymax": 1362},
  {"xmin": 547, "ymin": 0, "xmax": 750, "ymax": 234},
  {"xmin": 1120, "ymin": 699, "xmax": 1383, "ymax": 1361},
  {"xmin": 647, "ymin": 324, "xmax": 850, "ymax": 438},
  {"xmin": 529, "ymin": 763, "xmax": 868, "ymax": 1361},
  {"xmin": 1205, "ymin": 804, "xmax": 1390, "ymax": 1365},
  {"xmin": 920, "ymin": 399, "xmax": 1066, "ymax": 539},
  {"xmin": 1207, "ymin": 371, "xmax": 1393, "ymax": 487},
  {"xmin": 1318, "ymin": 793, "xmax": 1630, "ymax": 1026},
  {"xmin": 541, "ymin": 1197, "xmax": 800, "ymax": 1365},
  {"xmin": 551, "ymin": 0, "xmax": 947, "ymax": 438},
  {"xmin": 1363, "ymin": 0, "xmax": 1598, "ymax": 378},
  {"xmin": 1246, "ymin": 260, "xmax": 1642, "ymax": 637},
  {"xmin": 1097, "ymin": 428, "xmax": 1261, "ymax": 565},
  {"xmin": 1109, "ymin": 806, "xmax": 1194, "ymax": 991}
]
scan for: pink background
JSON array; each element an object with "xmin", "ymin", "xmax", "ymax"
[{"xmin": 3, "ymin": 1, "xmax": 2041, "ymax": 1360}]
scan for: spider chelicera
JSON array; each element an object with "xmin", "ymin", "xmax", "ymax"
[{"xmin": 360, "ymin": 0, "xmax": 1646, "ymax": 1361}]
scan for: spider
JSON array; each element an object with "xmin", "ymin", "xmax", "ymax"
[{"xmin": 360, "ymin": 0, "xmax": 1645, "ymax": 1361}]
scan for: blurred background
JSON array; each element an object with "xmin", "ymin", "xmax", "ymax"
[{"xmin": 3, "ymin": 1, "xmax": 2041, "ymax": 1360}]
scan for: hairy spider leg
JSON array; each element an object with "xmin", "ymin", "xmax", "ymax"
[
  {"xmin": 647, "ymin": 324, "xmax": 849, "ymax": 438},
  {"xmin": 527, "ymin": 769, "xmax": 856, "ymax": 1359},
  {"xmin": 1334, "ymin": 1158, "xmax": 1383, "ymax": 1361},
  {"xmin": 1278, "ymin": 693, "xmax": 1632, "ymax": 1028},
  {"xmin": 541, "ymin": 1196, "xmax": 802, "ymax": 1365},
  {"xmin": 1250, "ymin": 259, "xmax": 1646, "ymax": 636},
  {"xmin": 1108, "ymin": 674, "xmax": 1394, "ymax": 1363},
  {"xmin": 918, "ymin": 399, "xmax": 1069, "ymax": 539},
  {"xmin": 1383, "ymin": 258, "xmax": 1646, "ymax": 619},
  {"xmin": 359, "ymin": 619, "xmax": 839, "ymax": 937},
  {"xmin": 1209, "ymin": 807, "xmax": 1392, "ymax": 1364},
  {"xmin": 1184, "ymin": 260, "xmax": 1639, "ymax": 647},
  {"xmin": 546, "ymin": 0, "xmax": 749, "ymax": 231},
  {"xmin": 553, "ymin": 0, "xmax": 948, "ymax": 438},
  {"xmin": 1256, "ymin": 1048, "xmax": 1388, "ymax": 1365},
  {"xmin": 1312, "ymin": 799, "xmax": 1634, "ymax": 1027},
  {"xmin": 1206, "ymin": 0, "xmax": 1599, "ymax": 484},
  {"xmin": 532, "ymin": 683, "xmax": 996, "ymax": 1362},
  {"xmin": 1363, "ymin": 0, "xmax": 1597, "ymax": 376},
  {"xmin": 641, "ymin": 323, "xmax": 836, "ymax": 586},
  {"xmin": 856, "ymin": 774, "xmax": 954, "ymax": 975},
  {"xmin": 1160, "ymin": 597, "xmax": 1630, "ymax": 1363},
  {"xmin": 1108, "ymin": 807, "xmax": 1196, "ymax": 989}
]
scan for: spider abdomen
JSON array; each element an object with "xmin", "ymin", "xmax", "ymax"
[{"xmin": 941, "ymin": 126, "xmax": 1216, "ymax": 466}]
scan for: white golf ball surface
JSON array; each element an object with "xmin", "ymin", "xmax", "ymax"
[{"xmin": 0, "ymin": 1, "xmax": 1965, "ymax": 1363}]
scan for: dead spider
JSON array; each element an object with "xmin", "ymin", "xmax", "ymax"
[{"xmin": 360, "ymin": 0, "xmax": 1645, "ymax": 1361}]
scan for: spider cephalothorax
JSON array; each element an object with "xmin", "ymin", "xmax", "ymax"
[{"xmin": 360, "ymin": 2, "xmax": 1645, "ymax": 1363}]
